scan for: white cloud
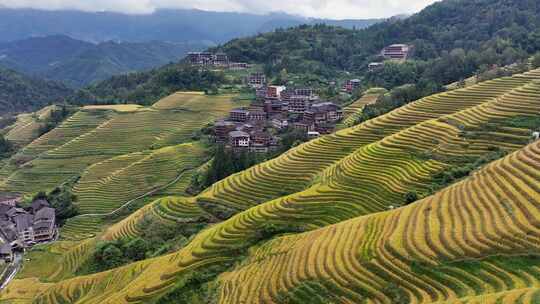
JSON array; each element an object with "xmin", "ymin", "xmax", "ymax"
[{"xmin": 0, "ymin": 0, "xmax": 439, "ymax": 18}]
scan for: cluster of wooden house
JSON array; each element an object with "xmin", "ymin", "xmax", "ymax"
[
  {"xmin": 214, "ymin": 74, "xmax": 345, "ymax": 152},
  {"xmin": 187, "ymin": 52, "xmax": 250, "ymax": 70},
  {"xmin": 0, "ymin": 198, "xmax": 56, "ymax": 262}
]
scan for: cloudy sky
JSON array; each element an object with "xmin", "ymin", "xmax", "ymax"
[{"xmin": 0, "ymin": 0, "xmax": 439, "ymax": 19}]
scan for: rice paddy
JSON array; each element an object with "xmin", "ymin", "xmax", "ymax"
[{"xmin": 3, "ymin": 70, "xmax": 540, "ymax": 303}]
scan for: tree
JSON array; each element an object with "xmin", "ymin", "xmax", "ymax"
[
  {"xmin": 0, "ymin": 135, "xmax": 13, "ymax": 157},
  {"xmin": 532, "ymin": 52, "xmax": 540, "ymax": 68},
  {"xmin": 404, "ymin": 191, "xmax": 419, "ymax": 204},
  {"xmin": 125, "ymin": 237, "xmax": 149, "ymax": 261}
]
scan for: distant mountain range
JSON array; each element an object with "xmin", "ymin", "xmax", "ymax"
[
  {"xmin": 0, "ymin": 8, "xmax": 383, "ymax": 44},
  {"xmin": 0, "ymin": 35, "xmax": 208, "ymax": 87}
]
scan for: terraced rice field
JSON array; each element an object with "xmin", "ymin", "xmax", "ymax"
[
  {"xmin": 216, "ymin": 140, "xmax": 540, "ymax": 303},
  {"xmin": 340, "ymin": 93, "xmax": 380, "ymax": 127},
  {"xmin": 194, "ymin": 69, "xmax": 540, "ymax": 215},
  {"xmin": 3, "ymin": 71, "xmax": 540, "ymax": 303},
  {"xmin": 10, "ymin": 139, "xmax": 539, "ymax": 304},
  {"xmin": 0, "ymin": 93, "xmax": 241, "ymax": 195},
  {"xmin": 82, "ymin": 104, "xmax": 143, "ymax": 112},
  {"xmin": 3, "ymin": 105, "xmax": 58, "ymax": 146},
  {"xmin": 72, "ymin": 142, "xmax": 205, "ymax": 214}
]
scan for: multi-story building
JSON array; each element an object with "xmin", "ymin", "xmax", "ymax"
[
  {"xmin": 343, "ymin": 79, "xmax": 361, "ymax": 93},
  {"xmin": 0, "ymin": 243, "xmax": 12, "ymax": 262},
  {"xmin": 381, "ymin": 44, "xmax": 411, "ymax": 61},
  {"xmin": 272, "ymin": 117, "xmax": 289, "ymax": 130},
  {"xmin": 267, "ymin": 85, "xmax": 286, "ymax": 98},
  {"xmin": 187, "ymin": 52, "xmax": 214, "ymax": 65},
  {"xmin": 249, "ymin": 131, "xmax": 271, "ymax": 153},
  {"xmin": 0, "ymin": 199, "xmax": 57, "ymax": 252},
  {"xmin": 228, "ymin": 62, "xmax": 249, "ymax": 70},
  {"xmin": 213, "ymin": 53, "xmax": 229, "ymax": 66},
  {"xmin": 368, "ymin": 62, "xmax": 384, "ymax": 71},
  {"xmin": 248, "ymin": 111, "xmax": 266, "ymax": 122},
  {"xmin": 287, "ymin": 95, "xmax": 311, "ymax": 113},
  {"xmin": 32, "ymin": 207, "xmax": 56, "ymax": 243},
  {"xmin": 214, "ymin": 120, "xmax": 236, "ymax": 142},
  {"xmin": 295, "ymin": 88, "xmax": 314, "ymax": 97},
  {"xmin": 230, "ymin": 109, "xmax": 250, "ymax": 122},
  {"xmin": 304, "ymin": 102, "xmax": 343, "ymax": 125},
  {"xmin": 14, "ymin": 213, "xmax": 34, "ymax": 247},
  {"xmin": 229, "ymin": 131, "xmax": 251, "ymax": 148},
  {"xmin": 264, "ymin": 100, "xmax": 286, "ymax": 115},
  {"xmin": 247, "ymin": 73, "xmax": 266, "ymax": 88}
]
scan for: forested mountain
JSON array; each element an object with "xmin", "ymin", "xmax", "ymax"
[
  {"xmin": 0, "ymin": 8, "xmax": 381, "ymax": 45},
  {"xmin": 0, "ymin": 68, "xmax": 73, "ymax": 113},
  {"xmin": 70, "ymin": 65, "xmax": 226, "ymax": 106},
  {"xmin": 82, "ymin": 0, "xmax": 540, "ymax": 108},
  {"xmin": 0, "ymin": 35, "xmax": 208, "ymax": 87},
  {"xmin": 214, "ymin": 0, "xmax": 540, "ymax": 87}
]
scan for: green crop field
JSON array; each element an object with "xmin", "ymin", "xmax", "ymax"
[
  {"xmin": 2, "ymin": 71, "xmax": 540, "ymax": 304},
  {"xmin": 0, "ymin": 93, "xmax": 241, "ymax": 195},
  {"xmin": 3, "ymin": 105, "xmax": 58, "ymax": 146}
]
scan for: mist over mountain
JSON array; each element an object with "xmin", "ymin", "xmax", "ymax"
[{"xmin": 0, "ymin": 8, "xmax": 382, "ymax": 44}]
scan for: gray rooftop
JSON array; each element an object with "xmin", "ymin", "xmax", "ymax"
[
  {"xmin": 13, "ymin": 214, "xmax": 33, "ymax": 232},
  {"xmin": 31, "ymin": 199, "xmax": 50, "ymax": 213},
  {"xmin": 0, "ymin": 243, "xmax": 12, "ymax": 255},
  {"xmin": 229, "ymin": 131, "xmax": 250, "ymax": 138},
  {"xmin": 35, "ymin": 207, "xmax": 55, "ymax": 222}
]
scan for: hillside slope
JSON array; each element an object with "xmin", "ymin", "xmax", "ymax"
[
  {"xmin": 3, "ymin": 69, "xmax": 540, "ymax": 303},
  {"xmin": 0, "ymin": 67, "xmax": 73, "ymax": 113},
  {"xmin": 86, "ymin": 0, "xmax": 540, "ymax": 109},
  {"xmin": 0, "ymin": 35, "xmax": 207, "ymax": 87},
  {"xmin": 213, "ymin": 0, "xmax": 540, "ymax": 84}
]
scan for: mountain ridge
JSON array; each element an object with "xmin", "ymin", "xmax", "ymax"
[
  {"xmin": 0, "ymin": 8, "xmax": 382, "ymax": 44},
  {"xmin": 0, "ymin": 35, "xmax": 209, "ymax": 87}
]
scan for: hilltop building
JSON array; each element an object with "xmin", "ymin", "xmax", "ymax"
[
  {"xmin": 368, "ymin": 62, "xmax": 384, "ymax": 71},
  {"xmin": 342, "ymin": 79, "xmax": 361, "ymax": 93},
  {"xmin": 187, "ymin": 52, "xmax": 230, "ymax": 66},
  {"xmin": 228, "ymin": 62, "xmax": 249, "ymax": 70},
  {"xmin": 187, "ymin": 52, "xmax": 214, "ymax": 65},
  {"xmin": 381, "ymin": 44, "xmax": 412, "ymax": 61}
]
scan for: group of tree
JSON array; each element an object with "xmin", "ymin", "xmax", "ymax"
[
  {"xmin": 37, "ymin": 105, "xmax": 73, "ymax": 136},
  {"xmin": 81, "ymin": 216, "xmax": 204, "ymax": 274},
  {"xmin": 190, "ymin": 128, "xmax": 308, "ymax": 192},
  {"xmin": 191, "ymin": 145, "xmax": 260, "ymax": 192},
  {"xmin": 0, "ymin": 134, "xmax": 13, "ymax": 158},
  {"xmin": 69, "ymin": 65, "xmax": 226, "ymax": 106},
  {"xmin": 353, "ymin": 83, "xmax": 441, "ymax": 126},
  {"xmin": 0, "ymin": 67, "xmax": 73, "ymax": 114}
]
